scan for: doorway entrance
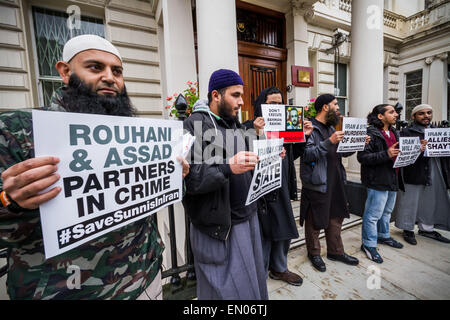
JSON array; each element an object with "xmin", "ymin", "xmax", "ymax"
[
  {"xmin": 236, "ymin": 1, "xmax": 287, "ymax": 122},
  {"xmin": 239, "ymin": 56, "xmax": 283, "ymax": 121}
]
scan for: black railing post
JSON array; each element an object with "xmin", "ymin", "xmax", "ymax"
[{"xmin": 174, "ymin": 94, "xmax": 196, "ymax": 282}]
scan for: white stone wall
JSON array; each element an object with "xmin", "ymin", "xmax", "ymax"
[
  {"xmin": 0, "ymin": 0, "xmax": 163, "ymax": 116},
  {"xmin": 0, "ymin": 0, "xmax": 34, "ymax": 111},
  {"xmin": 106, "ymin": 0, "xmax": 162, "ymax": 117}
]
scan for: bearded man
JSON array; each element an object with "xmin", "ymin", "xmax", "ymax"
[
  {"xmin": 183, "ymin": 69, "xmax": 268, "ymax": 300},
  {"xmin": 0, "ymin": 35, "xmax": 188, "ymax": 300},
  {"xmin": 299, "ymin": 94, "xmax": 361, "ymax": 272},
  {"xmin": 394, "ymin": 104, "xmax": 450, "ymax": 245}
]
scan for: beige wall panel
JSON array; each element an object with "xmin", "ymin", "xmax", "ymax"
[
  {"xmin": 107, "ymin": 8, "xmax": 156, "ymax": 29},
  {"xmin": 108, "ymin": 0, "xmax": 153, "ymax": 15},
  {"xmin": 0, "ymin": 91, "xmax": 29, "ymax": 109},
  {"xmin": 318, "ymin": 60, "xmax": 334, "ymax": 74},
  {"xmin": 0, "ymin": 5, "xmax": 19, "ymax": 27},
  {"xmin": 0, "ymin": 72, "xmax": 28, "ymax": 88},
  {"xmin": 116, "ymin": 45, "xmax": 159, "ymax": 63},
  {"xmin": 129, "ymin": 96, "xmax": 161, "ymax": 112},
  {"xmin": 122, "ymin": 62, "xmax": 160, "ymax": 79},
  {"xmin": 317, "ymin": 51, "xmax": 334, "ymax": 63},
  {"xmin": 318, "ymin": 72, "xmax": 334, "ymax": 83},
  {"xmin": 0, "ymin": 48, "xmax": 26, "ymax": 69},
  {"xmin": 318, "ymin": 83, "xmax": 334, "ymax": 94},
  {"xmin": 109, "ymin": 26, "xmax": 158, "ymax": 48},
  {"xmin": 0, "ymin": 29, "xmax": 22, "ymax": 47},
  {"xmin": 125, "ymin": 81, "xmax": 160, "ymax": 95}
]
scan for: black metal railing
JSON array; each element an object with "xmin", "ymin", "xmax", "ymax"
[
  {"xmin": 0, "ymin": 248, "xmax": 7, "ymax": 279},
  {"xmin": 161, "ymin": 94, "xmax": 196, "ymax": 299}
]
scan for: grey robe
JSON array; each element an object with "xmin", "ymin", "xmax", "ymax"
[{"xmin": 394, "ymin": 158, "xmax": 450, "ymax": 231}]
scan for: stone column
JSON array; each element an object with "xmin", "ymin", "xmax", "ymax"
[
  {"xmin": 286, "ymin": 1, "xmax": 314, "ymax": 105},
  {"xmin": 158, "ymin": 0, "xmax": 197, "ymax": 113},
  {"xmin": 196, "ymin": 0, "xmax": 239, "ymax": 99},
  {"xmin": 348, "ymin": 0, "xmax": 384, "ymax": 178},
  {"xmin": 427, "ymin": 53, "xmax": 448, "ymax": 121}
]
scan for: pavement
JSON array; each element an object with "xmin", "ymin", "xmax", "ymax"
[{"xmin": 268, "ymin": 223, "xmax": 450, "ymax": 300}]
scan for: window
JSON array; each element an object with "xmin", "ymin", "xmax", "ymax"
[
  {"xmin": 31, "ymin": 6, "xmax": 105, "ymax": 107},
  {"xmin": 334, "ymin": 63, "xmax": 347, "ymax": 116},
  {"xmin": 405, "ymin": 70, "xmax": 423, "ymax": 121}
]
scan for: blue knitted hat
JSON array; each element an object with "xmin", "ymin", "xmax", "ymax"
[{"xmin": 208, "ymin": 69, "xmax": 244, "ymax": 93}]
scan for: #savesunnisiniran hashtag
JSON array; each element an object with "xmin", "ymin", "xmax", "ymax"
[{"xmin": 59, "ymin": 228, "xmax": 72, "ymax": 245}]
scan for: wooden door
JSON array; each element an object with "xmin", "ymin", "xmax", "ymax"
[{"xmin": 239, "ymin": 56, "xmax": 283, "ymax": 122}]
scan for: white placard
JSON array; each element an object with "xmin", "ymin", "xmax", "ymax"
[
  {"xmin": 33, "ymin": 110, "xmax": 184, "ymax": 259},
  {"xmin": 261, "ymin": 104, "xmax": 286, "ymax": 131},
  {"xmin": 424, "ymin": 128, "xmax": 450, "ymax": 157},
  {"xmin": 393, "ymin": 136, "xmax": 421, "ymax": 168},
  {"xmin": 261, "ymin": 105, "xmax": 305, "ymax": 143},
  {"xmin": 245, "ymin": 138, "xmax": 284, "ymax": 206},
  {"xmin": 337, "ymin": 117, "xmax": 367, "ymax": 153}
]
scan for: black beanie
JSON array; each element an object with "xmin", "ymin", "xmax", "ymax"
[{"xmin": 314, "ymin": 94, "xmax": 336, "ymax": 113}]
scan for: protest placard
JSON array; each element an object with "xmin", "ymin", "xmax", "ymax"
[
  {"xmin": 393, "ymin": 136, "xmax": 421, "ymax": 168},
  {"xmin": 245, "ymin": 138, "xmax": 284, "ymax": 206},
  {"xmin": 337, "ymin": 117, "xmax": 367, "ymax": 153},
  {"xmin": 261, "ymin": 105, "xmax": 305, "ymax": 143},
  {"xmin": 32, "ymin": 110, "xmax": 184, "ymax": 259},
  {"xmin": 424, "ymin": 128, "xmax": 450, "ymax": 157}
]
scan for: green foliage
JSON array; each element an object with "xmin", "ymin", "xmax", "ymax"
[{"xmin": 165, "ymin": 81, "xmax": 199, "ymax": 118}]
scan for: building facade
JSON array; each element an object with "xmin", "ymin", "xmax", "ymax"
[{"xmin": 0, "ymin": 0, "xmax": 449, "ymax": 284}]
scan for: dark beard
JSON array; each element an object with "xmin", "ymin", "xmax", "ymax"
[
  {"xmin": 218, "ymin": 98, "xmax": 239, "ymax": 126},
  {"xmin": 325, "ymin": 109, "xmax": 339, "ymax": 126},
  {"xmin": 56, "ymin": 74, "xmax": 136, "ymax": 117}
]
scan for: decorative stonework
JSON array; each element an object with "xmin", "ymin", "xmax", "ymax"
[
  {"xmin": 425, "ymin": 56, "xmax": 435, "ymax": 65},
  {"xmin": 291, "ymin": 0, "xmax": 316, "ymax": 16},
  {"xmin": 436, "ymin": 52, "xmax": 448, "ymax": 61}
]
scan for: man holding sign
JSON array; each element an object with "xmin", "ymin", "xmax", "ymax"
[
  {"xmin": 0, "ymin": 35, "xmax": 189, "ymax": 300},
  {"xmin": 358, "ymin": 104, "xmax": 404, "ymax": 264},
  {"xmin": 183, "ymin": 69, "xmax": 267, "ymax": 300},
  {"xmin": 300, "ymin": 94, "xmax": 360, "ymax": 272},
  {"xmin": 394, "ymin": 104, "xmax": 450, "ymax": 245},
  {"xmin": 244, "ymin": 87, "xmax": 313, "ymax": 286}
]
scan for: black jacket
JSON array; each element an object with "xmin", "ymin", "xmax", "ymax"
[
  {"xmin": 182, "ymin": 109, "xmax": 253, "ymax": 240},
  {"xmin": 401, "ymin": 123, "xmax": 450, "ymax": 189},
  {"xmin": 358, "ymin": 126, "xmax": 403, "ymax": 191}
]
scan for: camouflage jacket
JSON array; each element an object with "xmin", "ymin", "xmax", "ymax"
[{"xmin": 0, "ymin": 96, "xmax": 164, "ymax": 300}]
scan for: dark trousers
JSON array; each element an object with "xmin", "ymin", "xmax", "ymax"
[{"xmin": 305, "ymin": 209, "xmax": 344, "ymax": 256}]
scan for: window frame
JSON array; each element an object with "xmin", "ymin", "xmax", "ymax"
[
  {"xmin": 334, "ymin": 62, "xmax": 348, "ymax": 116},
  {"xmin": 404, "ymin": 69, "xmax": 423, "ymax": 122},
  {"xmin": 28, "ymin": 2, "xmax": 105, "ymax": 107}
]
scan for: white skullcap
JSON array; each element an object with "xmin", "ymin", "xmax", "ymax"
[
  {"xmin": 411, "ymin": 104, "xmax": 432, "ymax": 116},
  {"xmin": 62, "ymin": 34, "xmax": 122, "ymax": 62}
]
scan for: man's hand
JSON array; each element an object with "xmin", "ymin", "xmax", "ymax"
[
  {"xmin": 177, "ymin": 156, "xmax": 190, "ymax": 179},
  {"xmin": 365, "ymin": 135, "xmax": 371, "ymax": 145},
  {"xmin": 280, "ymin": 147, "xmax": 286, "ymax": 160},
  {"xmin": 387, "ymin": 142, "xmax": 401, "ymax": 158},
  {"xmin": 1, "ymin": 156, "xmax": 61, "ymax": 210},
  {"xmin": 420, "ymin": 139, "xmax": 428, "ymax": 153},
  {"xmin": 253, "ymin": 117, "xmax": 265, "ymax": 136},
  {"xmin": 229, "ymin": 151, "xmax": 259, "ymax": 174},
  {"xmin": 329, "ymin": 131, "xmax": 345, "ymax": 144},
  {"xmin": 303, "ymin": 120, "xmax": 314, "ymax": 136}
]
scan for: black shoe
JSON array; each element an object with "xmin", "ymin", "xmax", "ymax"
[
  {"xmin": 327, "ymin": 253, "xmax": 359, "ymax": 266},
  {"xmin": 403, "ymin": 230, "xmax": 417, "ymax": 245},
  {"xmin": 378, "ymin": 237, "xmax": 404, "ymax": 248},
  {"xmin": 308, "ymin": 254, "xmax": 326, "ymax": 272},
  {"xmin": 418, "ymin": 230, "xmax": 450, "ymax": 243},
  {"xmin": 361, "ymin": 244, "xmax": 383, "ymax": 264}
]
